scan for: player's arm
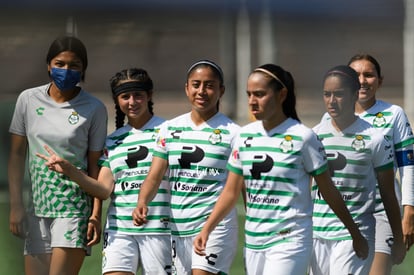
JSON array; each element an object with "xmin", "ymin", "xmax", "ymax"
[
  {"xmin": 132, "ymin": 156, "xmax": 168, "ymax": 226},
  {"xmin": 8, "ymin": 134, "xmax": 28, "ymax": 238},
  {"xmin": 402, "ymin": 203, "xmax": 414, "ymax": 250},
  {"xmin": 397, "ymin": 152, "xmax": 414, "ymax": 250},
  {"xmin": 378, "ymin": 168, "xmax": 406, "ymax": 264},
  {"xmin": 193, "ymin": 171, "xmax": 244, "ymax": 256},
  {"xmin": 241, "ymin": 182, "xmax": 247, "ymax": 210},
  {"xmin": 86, "ymin": 150, "xmax": 104, "ymax": 246},
  {"xmin": 36, "ymin": 145, "xmax": 113, "ymax": 200},
  {"xmin": 394, "ymin": 110, "xmax": 414, "ymax": 250},
  {"xmin": 314, "ymin": 170, "xmax": 369, "ymax": 260}
]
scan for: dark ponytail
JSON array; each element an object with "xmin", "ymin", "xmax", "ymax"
[{"xmin": 254, "ymin": 64, "xmax": 300, "ymax": 122}]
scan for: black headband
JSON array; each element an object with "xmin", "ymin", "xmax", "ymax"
[{"xmin": 112, "ymin": 81, "xmax": 152, "ymax": 97}]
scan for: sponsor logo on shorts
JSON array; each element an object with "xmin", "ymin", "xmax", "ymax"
[
  {"xmin": 205, "ymin": 253, "xmax": 218, "ymax": 266},
  {"xmin": 64, "ymin": 230, "xmax": 74, "ymax": 241},
  {"xmin": 386, "ymin": 237, "xmax": 394, "ymax": 247}
]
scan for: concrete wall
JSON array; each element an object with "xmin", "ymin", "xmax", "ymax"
[{"xmin": 0, "ymin": 1, "xmax": 405, "ymax": 186}]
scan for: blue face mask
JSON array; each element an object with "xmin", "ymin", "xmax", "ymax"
[{"xmin": 50, "ymin": 67, "xmax": 81, "ymax": 91}]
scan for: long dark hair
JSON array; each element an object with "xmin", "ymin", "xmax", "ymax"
[
  {"xmin": 109, "ymin": 68, "xmax": 154, "ymax": 129},
  {"xmin": 254, "ymin": 64, "xmax": 300, "ymax": 121},
  {"xmin": 46, "ymin": 36, "xmax": 88, "ymax": 81}
]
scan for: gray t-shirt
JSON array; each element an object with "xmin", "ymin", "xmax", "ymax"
[{"xmin": 9, "ymin": 83, "xmax": 108, "ymax": 218}]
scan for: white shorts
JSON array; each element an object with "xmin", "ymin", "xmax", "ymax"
[
  {"xmin": 172, "ymin": 225, "xmax": 238, "ymax": 275},
  {"xmin": 374, "ymin": 212, "xmax": 393, "ymax": 255},
  {"xmin": 102, "ymin": 231, "xmax": 172, "ymax": 275},
  {"xmin": 245, "ymin": 239, "xmax": 312, "ymax": 275},
  {"xmin": 310, "ymin": 238, "xmax": 375, "ymax": 275},
  {"xmin": 23, "ymin": 214, "xmax": 90, "ymax": 255}
]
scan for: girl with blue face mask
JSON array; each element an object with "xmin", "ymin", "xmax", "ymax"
[
  {"xmin": 8, "ymin": 36, "xmax": 108, "ymax": 275},
  {"xmin": 49, "ymin": 66, "xmax": 82, "ymax": 92},
  {"xmin": 47, "ymin": 37, "xmax": 85, "ymax": 96}
]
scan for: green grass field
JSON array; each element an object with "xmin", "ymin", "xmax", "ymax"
[
  {"xmin": 2, "ymin": 199, "xmax": 414, "ymax": 275},
  {"xmin": 0, "ymin": 199, "xmax": 245, "ymax": 274}
]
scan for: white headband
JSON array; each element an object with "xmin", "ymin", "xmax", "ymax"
[{"xmin": 254, "ymin": 68, "xmax": 287, "ymax": 89}]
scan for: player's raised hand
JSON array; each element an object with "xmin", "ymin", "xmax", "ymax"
[{"xmin": 36, "ymin": 145, "xmax": 77, "ymax": 176}]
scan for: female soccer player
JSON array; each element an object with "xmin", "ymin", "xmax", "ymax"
[
  {"xmin": 8, "ymin": 36, "xmax": 107, "ymax": 275},
  {"xmin": 37, "ymin": 68, "xmax": 173, "ymax": 274},
  {"xmin": 193, "ymin": 64, "xmax": 368, "ymax": 275},
  {"xmin": 310, "ymin": 65, "xmax": 405, "ymax": 274},
  {"xmin": 349, "ymin": 54, "xmax": 414, "ymax": 275},
  {"xmin": 132, "ymin": 60, "xmax": 240, "ymax": 275}
]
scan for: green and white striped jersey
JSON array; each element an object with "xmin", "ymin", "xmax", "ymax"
[
  {"xmin": 358, "ymin": 100, "xmax": 414, "ymax": 209},
  {"xmin": 9, "ymin": 84, "xmax": 108, "ymax": 218},
  {"xmin": 312, "ymin": 117, "xmax": 394, "ymax": 241},
  {"xmin": 101, "ymin": 116, "xmax": 171, "ymax": 235},
  {"xmin": 154, "ymin": 112, "xmax": 240, "ymax": 237},
  {"xmin": 227, "ymin": 118, "xmax": 327, "ymax": 251},
  {"xmin": 321, "ymin": 100, "xmax": 414, "ymax": 211}
]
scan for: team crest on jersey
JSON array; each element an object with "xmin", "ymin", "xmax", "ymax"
[
  {"xmin": 68, "ymin": 111, "xmax": 79, "ymax": 125},
  {"xmin": 351, "ymin": 135, "xmax": 365, "ymax": 151},
  {"xmin": 208, "ymin": 129, "xmax": 222, "ymax": 144},
  {"xmin": 280, "ymin": 135, "xmax": 293, "ymax": 153},
  {"xmin": 373, "ymin": 112, "xmax": 386, "ymax": 128}
]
